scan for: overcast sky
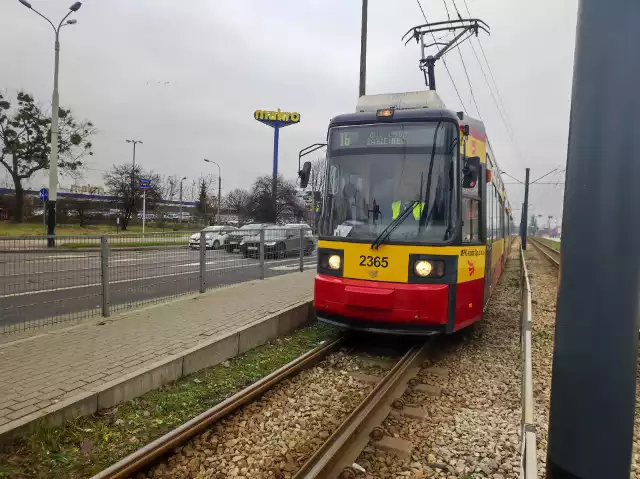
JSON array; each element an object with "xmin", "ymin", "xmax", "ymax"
[{"xmin": 1, "ymin": 0, "xmax": 578, "ymax": 222}]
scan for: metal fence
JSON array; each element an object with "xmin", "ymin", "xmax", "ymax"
[
  {"xmin": 0, "ymin": 227, "xmax": 317, "ymax": 334},
  {"xmin": 519, "ymin": 247, "xmax": 538, "ymax": 478}
]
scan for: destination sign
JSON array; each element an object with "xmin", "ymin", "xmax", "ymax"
[{"xmin": 329, "ymin": 123, "xmax": 448, "ymax": 151}]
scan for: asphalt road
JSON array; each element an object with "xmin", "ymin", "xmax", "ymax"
[{"xmin": 0, "ymin": 247, "xmax": 317, "ymax": 329}]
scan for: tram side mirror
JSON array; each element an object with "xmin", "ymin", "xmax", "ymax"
[
  {"xmin": 299, "ymin": 161, "xmax": 312, "ymax": 188},
  {"xmin": 462, "ymin": 156, "xmax": 481, "ymax": 189}
]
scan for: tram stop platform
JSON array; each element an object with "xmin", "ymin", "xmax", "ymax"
[{"xmin": 0, "ymin": 271, "xmax": 315, "ymax": 440}]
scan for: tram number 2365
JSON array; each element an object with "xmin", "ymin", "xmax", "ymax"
[{"xmin": 359, "ymin": 255, "xmax": 389, "ymax": 268}]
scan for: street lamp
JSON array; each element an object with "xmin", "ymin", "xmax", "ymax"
[
  {"xmin": 179, "ymin": 177, "xmax": 187, "ymax": 224},
  {"xmin": 18, "ymin": 0, "xmax": 82, "ymax": 246},
  {"xmin": 125, "ymin": 139, "xmax": 143, "ymax": 187},
  {"xmin": 203, "ymin": 159, "xmax": 221, "ymax": 224}
]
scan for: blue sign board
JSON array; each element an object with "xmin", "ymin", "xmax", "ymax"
[
  {"xmin": 138, "ymin": 178, "xmax": 152, "ymax": 190},
  {"xmin": 39, "ymin": 188, "xmax": 48, "ymax": 202}
]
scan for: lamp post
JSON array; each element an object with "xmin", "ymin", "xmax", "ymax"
[
  {"xmin": 18, "ymin": 0, "xmax": 82, "ymax": 247},
  {"xmin": 126, "ymin": 140, "xmax": 142, "ymax": 228},
  {"xmin": 179, "ymin": 176, "xmax": 187, "ymax": 224},
  {"xmin": 203, "ymin": 159, "xmax": 221, "ymax": 224},
  {"xmin": 125, "ymin": 139, "xmax": 143, "ymax": 188}
]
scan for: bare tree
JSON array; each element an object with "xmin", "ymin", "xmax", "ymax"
[
  {"xmin": 246, "ymin": 175, "xmax": 304, "ymax": 223},
  {"xmin": 160, "ymin": 174, "xmax": 179, "ymax": 202},
  {"xmin": 309, "ymin": 156, "xmax": 327, "ymax": 196},
  {"xmin": 224, "ymin": 188, "xmax": 250, "ymax": 223},
  {"xmin": 103, "ymin": 163, "xmax": 162, "ymax": 230}
]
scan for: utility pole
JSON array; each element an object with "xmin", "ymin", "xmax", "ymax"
[
  {"xmin": 126, "ymin": 139, "xmax": 142, "ymax": 230},
  {"xmin": 546, "ymin": 0, "xmax": 640, "ymax": 477},
  {"xmin": 179, "ymin": 177, "xmax": 186, "ymax": 224},
  {"xmin": 18, "ymin": 0, "xmax": 83, "ymax": 246},
  {"xmin": 204, "ymin": 159, "xmax": 222, "ymax": 224},
  {"xmin": 521, "ymin": 168, "xmax": 530, "ymax": 249},
  {"xmin": 359, "ymin": 0, "xmax": 368, "ymax": 97}
]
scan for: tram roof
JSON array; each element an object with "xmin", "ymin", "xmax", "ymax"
[{"xmin": 329, "ymin": 108, "xmax": 461, "ymax": 127}]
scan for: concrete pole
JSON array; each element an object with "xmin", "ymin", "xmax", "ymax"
[
  {"xmin": 545, "ymin": 1, "xmax": 640, "ymax": 477},
  {"xmin": 179, "ymin": 180, "xmax": 183, "ymax": 224},
  {"xmin": 521, "ymin": 168, "xmax": 530, "ymax": 249},
  {"xmin": 217, "ymin": 174, "xmax": 221, "ymax": 225},
  {"xmin": 46, "ymin": 34, "xmax": 60, "ymax": 247},
  {"xmin": 359, "ymin": 0, "xmax": 368, "ymax": 97}
]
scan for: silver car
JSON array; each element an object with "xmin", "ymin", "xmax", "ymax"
[{"xmin": 189, "ymin": 225, "xmax": 237, "ymax": 250}]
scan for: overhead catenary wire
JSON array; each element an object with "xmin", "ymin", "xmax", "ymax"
[
  {"xmin": 415, "ymin": 0, "xmax": 469, "ymax": 113},
  {"xmin": 460, "ymin": 0, "xmax": 520, "ymax": 153},
  {"xmin": 442, "ymin": 0, "xmax": 484, "ymax": 120}
]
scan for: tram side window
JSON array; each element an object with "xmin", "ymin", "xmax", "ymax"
[
  {"xmin": 493, "ymin": 187, "xmax": 501, "ymax": 240},
  {"xmin": 462, "ymin": 197, "xmax": 480, "ymax": 243}
]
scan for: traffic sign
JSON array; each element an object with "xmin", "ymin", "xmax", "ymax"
[
  {"xmin": 39, "ymin": 188, "xmax": 49, "ymax": 202},
  {"xmin": 138, "ymin": 178, "xmax": 152, "ymax": 190}
]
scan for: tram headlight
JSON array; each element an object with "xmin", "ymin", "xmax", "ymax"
[
  {"xmin": 413, "ymin": 259, "xmax": 445, "ymax": 278},
  {"xmin": 328, "ymin": 254, "xmax": 341, "ymax": 270},
  {"xmin": 319, "ymin": 249, "xmax": 343, "ymax": 276},
  {"xmin": 414, "ymin": 260, "xmax": 433, "ymax": 277}
]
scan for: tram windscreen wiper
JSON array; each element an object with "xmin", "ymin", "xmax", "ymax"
[{"xmin": 371, "ymin": 200, "xmax": 417, "ymax": 250}]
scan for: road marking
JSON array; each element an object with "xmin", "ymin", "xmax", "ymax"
[{"xmin": 0, "ymin": 256, "xmax": 317, "ymax": 298}]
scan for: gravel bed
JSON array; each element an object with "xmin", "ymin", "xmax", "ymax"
[
  {"xmin": 143, "ymin": 350, "xmax": 383, "ymax": 479},
  {"xmin": 355, "ymin": 250, "xmax": 523, "ymax": 479},
  {"xmin": 524, "ymin": 249, "xmax": 557, "ymax": 476}
]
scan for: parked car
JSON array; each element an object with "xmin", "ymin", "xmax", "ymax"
[
  {"xmin": 189, "ymin": 225, "xmax": 237, "ymax": 250},
  {"xmin": 239, "ymin": 224, "xmax": 315, "ymax": 259},
  {"xmin": 223, "ymin": 223, "xmax": 274, "ymax": 252}
]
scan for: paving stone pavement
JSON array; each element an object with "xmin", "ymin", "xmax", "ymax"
[{"xmin": 0, "ymin": 270, "xmax": 314, "ymax": 430}]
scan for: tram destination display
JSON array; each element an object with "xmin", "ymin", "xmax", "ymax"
[{"xmin": 329, "ymin": 123, "xmax": 446, "ymax": 151}]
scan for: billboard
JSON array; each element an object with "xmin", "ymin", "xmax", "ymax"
[{"xmin": 254, "ymin": 108, "xmax": 300, "ymax": 128}]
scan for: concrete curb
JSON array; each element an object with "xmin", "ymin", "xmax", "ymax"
[{"xmin": 0, "ymin": 300, "xmax": 315, "ymax": 442}]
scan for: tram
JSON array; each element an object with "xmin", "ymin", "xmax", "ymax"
[{"xmin": 300, "ymin": 90, "xmax": 513, "ymax": 335}]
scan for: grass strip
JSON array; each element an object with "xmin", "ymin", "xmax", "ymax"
[
  {"xmin": 0, "ymin": 322, "xmax": 338, "ymax": 479},
  {"xmin": 533, "ymin": 236, "xmax": 561, "ymax": 251}
]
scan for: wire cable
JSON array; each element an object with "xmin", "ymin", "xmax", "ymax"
[
  {"xmin": 444, "ymin": 0, "xmax": 483, "ymax": 120},
  {"xmin": 415, "ymin": 0, "xmax": 468, "ymax": 113},
  {"xmin": 461, "ymin": 0, "xmax": 515, "ymax": 136}
]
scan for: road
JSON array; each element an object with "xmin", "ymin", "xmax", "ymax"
[{"xmin": 0, "ymin": 247, "xmax": 317, "ymax": 329}]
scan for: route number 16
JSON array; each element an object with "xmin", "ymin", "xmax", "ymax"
[{"xmin": 339, "ymin": 133, "xmax": 351, "ymax": 147}]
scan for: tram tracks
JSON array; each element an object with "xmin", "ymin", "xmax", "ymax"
[
  {"xmin": 91, "ymin": 337, "xmax": 346, "ymax": 479},
  {"xmin": 91, "ymin": 336, "xmax": 433, "ymax": 479},
  {"xmin": 528, "ymin": 237, "xmax": 560, "ymax": 268}
]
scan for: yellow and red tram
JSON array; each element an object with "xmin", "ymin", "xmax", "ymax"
[{"xmin": 312, "ymin": 91, "xmax": 513, "ymax": 335}]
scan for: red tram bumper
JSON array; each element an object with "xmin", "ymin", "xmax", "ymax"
[{"xmin": 314, "ymin": 274, "xmax": 451, "ymax": 335}]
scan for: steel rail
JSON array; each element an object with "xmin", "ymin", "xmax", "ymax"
[
  {"xmin": 529, "ymin": 237, "xmax": 560, "ymax": 267},
  {"xmin": 91, "ymin": 335, "xmax": 345, "ymax": 479},
  {"xmin": 293, "ymin": 341, "xmax": 429, "ymax": 479}
]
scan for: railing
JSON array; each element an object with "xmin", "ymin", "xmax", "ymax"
[
  {"xmin": 0, "ymin": 227, "xmax": 316, "ymax": 334},
  {"xmin": 519, "ymin": 247, "xmax": 538, "ymax": 478}
]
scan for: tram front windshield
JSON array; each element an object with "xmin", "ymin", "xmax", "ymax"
[{"xmin": 319, "ymin": 121, "xmax": 458, "ymax": 243}]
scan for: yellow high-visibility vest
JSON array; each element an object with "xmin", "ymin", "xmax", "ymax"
[{"xmin": 391, "ymin": 201, "xmax": 425, "ymax": 220}]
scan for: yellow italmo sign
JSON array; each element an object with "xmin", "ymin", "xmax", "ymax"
[{"xmin": 254, "ymin": 108, "xmax": 300, "ymax": 125}]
